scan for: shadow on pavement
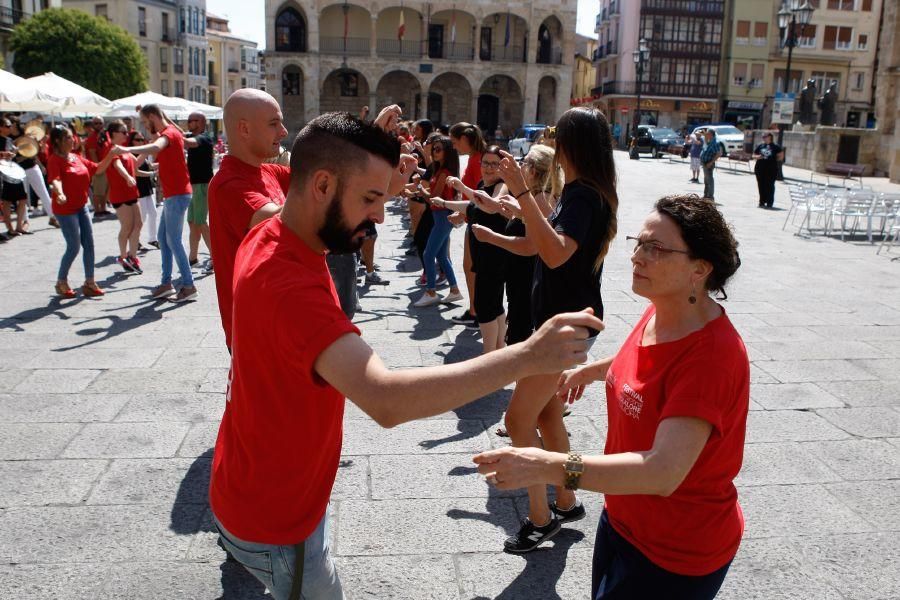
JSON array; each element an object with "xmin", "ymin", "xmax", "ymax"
[{"xmin": 54, "ymin": 297, "xmax": 181, "ymax": 350}]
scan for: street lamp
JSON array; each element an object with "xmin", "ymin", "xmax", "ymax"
[
  {"xmin": 776, "ymin": 0, "xmax": 815, "ymax": 145},
  {"xmin": 629, "ymin": 37, "xmax": 650, "ymax": 160}
]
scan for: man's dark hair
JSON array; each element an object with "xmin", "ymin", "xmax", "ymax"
[{"xmin": 290, "ymin": 112, "xmax": 400, "ymax": 188}]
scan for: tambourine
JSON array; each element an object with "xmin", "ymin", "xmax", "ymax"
[
  {"xmin": 14, "ymin": 136, "xmax": 39, "ymax": 159},
  {"xmin": 24, "ymin": 124, "xmax": 45, "ymax": 141}
]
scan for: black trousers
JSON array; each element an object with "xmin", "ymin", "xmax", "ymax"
[
  {"xmin": 413, "ymin": 207, "xmax": 434, "ymax": 264},
  {"xmin": 755, "ymin": 165, "xmax": 777, "ymax": 207}
]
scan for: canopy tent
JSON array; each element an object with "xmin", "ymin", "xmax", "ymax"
[
  {"xmin": 23, "ymin": 72, "xmax": 113, "ymax": 117},
  {"xmin": 107, "ymin": 91, "xmax": 223, "ymax": 120},
  {"xmin": 0, "ymin": 70, "xmax": 64, "ymax": 113}
]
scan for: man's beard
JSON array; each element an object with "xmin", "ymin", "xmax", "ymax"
[{"xmin": 318, "ymin": 187, "xmax": 371, "ymax": 255}]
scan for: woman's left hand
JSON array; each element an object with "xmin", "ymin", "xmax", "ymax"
[
  {"xmin": 448, "ymin": 211, "xmax": 465, "ymax": 226},
  {"xmin": 497, "ymin": 195, "xmax": 522, "ymax": 219},
  {"xmin": 497, "ymin": 150, "xmax": 528, "ymax": 195},
  {"xmin": 472, "ymin": 190, "xmax": 502, "ymax": 213},
  {"xmin": 473, "ymin": 447, "xmax": 558, "ymax": 490}
]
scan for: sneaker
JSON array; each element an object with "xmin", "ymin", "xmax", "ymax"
[
  {"xmin": 451, "ymin": 311, "xmax": 477, "ymax": 325},
  {"xmin": 442, "ymin": 291, "xmax": 464, "ymax": 304},
  {"xmin": 365, "ymin": 271, "xmax": 389, "ymax": 285},
  {"xmin": 404, "ymin": 247, "xmax": 417, "ymax": 256},
  {"xmin": 550, "ymin": 498, "xmax": 586, "ymax": 524},
  {"xmin": 435, "ymin": 273, "xmax": 448, "ymax": 287},
  {"xmin": 117, "ymin": 256, "xmax": 136, "ymax": 273},
  {"xmin": 202, "ymin": 261, "xmax": 214, "ymax": 275},
  {"xmin": 504, "ymin": 517, "xmax": 561, "ymax": 554},
  {"xmin": 412, "ymin": 292, "xmax": 444, "ymax": 308},
  {"xmin": 171, "ymin": 286, "xmax": 199, "ymax": 303},
  {"xmin": 151, "ymin": 284, "xmax": 176, "ymax": 299},
  {"xmin": 127, "ymin": 255, "xmax": 143, "ymax": 274}
]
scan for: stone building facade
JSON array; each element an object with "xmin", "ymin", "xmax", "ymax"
[
  {"xmin": 874, "ymin": 0, "xmax": 899, "ymax": 182},
  {"xmin": 263, "ymin": 0, "xmax": 576, "ymax": 139}
]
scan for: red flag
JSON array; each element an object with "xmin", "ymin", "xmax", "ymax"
[{"xmin": 398, "ymin": 9, "xmax": 406, "ymax": 41}]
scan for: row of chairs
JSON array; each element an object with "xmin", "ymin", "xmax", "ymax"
[{"xmin": 783, "ymin": 184, "xmax": 900, "ymax": 254}]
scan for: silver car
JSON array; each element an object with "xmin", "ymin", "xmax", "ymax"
[
  {"xmin": 692, "ymin": 124, "xmax": 745, "ymax": 154},
  {"xmin": 508, "ymin": 125, "xmax": 546, "ymax": 158}
]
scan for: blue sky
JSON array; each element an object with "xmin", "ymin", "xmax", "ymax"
[{"xmin": 206, "ymin": 0, "xmax": 598, "ymax": 49}]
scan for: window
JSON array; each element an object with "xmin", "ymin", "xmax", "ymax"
[
  {"xmin": 275, "ymin": 8, "xmax": 307, "ymax": 52},
  {"xmin": 241, "ymin": 77, "xmax": 247, "ymax": 88},
  {"xmin": 827, "ymin": 0, "xmax": 855, "ymax": 9},
  {"xmin": 138, "ymin": 7, "xmax": 146, "ymax": 36},
  {"xmin": 188, "ymin": 48, "xmax": 193, "ymax": 75},
  {"xmin": 858, "ymin": 34, "xmax": 868, "ymax": 50},
  {"xmin": 862, "ymin": 0, "xmax": 872, "ymax": 9},
  {"xmin": 201, "ymin": 11, "xmax": 206, "ymax": 36},
  {"xmin": 161, "ymin": 79, "xmax": 169, "ymax": 95},
  {"xmin": 175, "ymin": 80, "xmax": 184, "ymax": 98},
  {"xmin": 732, "ymin": 62, "xmax": 747, "ymax": 86},
  {"xmin": 180, "ymin": 8, "xmax": 185, "ymax": 33},
  {"xmin": 775, "ymin": 69, "xmax": 803, "ymax": 94},
  {"xmin": 811, "ymin": 71, "xmax": 841, "ymax": 93},
  {"xmin": 189, "ymin": 87, "xmax": 194, "ymax": 102},
  {"xmin": 753, "ymin": 22, "xmax": 767, "ymax": 46},
  {"xmin": 201, "ymin": 50, "xmax": 206, "ymax": 76},
  {"xmin": 852, "ymin": 72, "xmax": 864, "ymax": 90},
  {"xmin": 162, "ymin": 13, "xmax": 170, "ymax": 40},
  {"xmin": 798, "ymin": 24, "xmax": 817, "ymax": 47},
  {"xmin": 194, "ymin": 48, "xmax": 200, "ymax": 77},
  {"xmin": 95, "ymin": 4, "xmax": 107, "ymax": 19},
  {"xmin": 750, "ymin": 64, "xmax": 765, "ymax": 88},
  {"xmin": 159, "ymin": 47, "xmax": 168, "ymax": 73},
  {"xmin": 735, "ymin": 20, "xmax": 750, "ymax": 45},
  {"xmin": 174, "ymin": 48, "xmax": 184, "ymax": 74},
  {"xmin": 824, "ymin": 26, "xmax": 853, "ymax": 50},
  {"xmin": 192, "ymin": 8, "xmax": 198, "ymax": 34}
]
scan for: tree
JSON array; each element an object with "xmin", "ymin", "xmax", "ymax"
[{"xmin": 10, "ymin": 8, "xmax": 147, "ymax": 100}]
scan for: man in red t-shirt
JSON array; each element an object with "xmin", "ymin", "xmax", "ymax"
[
  {"xmin": 210, "ymin": 111, "xmax": 603, "ymax": 599},
  {"xmin": 84, "ymin": 116, "xmax": 110, "ymax": 216},
  {"xmin": 115, "ymin": 104, "xmax": 197, "ymax": 303},
  {"xmin": 207, "ymin": 89, "xmax": 290, "ymax": 350}
]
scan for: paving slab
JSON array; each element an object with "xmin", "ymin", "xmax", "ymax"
[
  {"xmin": 736, "ymin": 442, "xmax": 841, "ymax": 486},
  {"xmin": 334, "ymin": 555, "xmax": 459, "ymax": 600},
  {"xmin": 0, "ymin": 459, "xmax": 107, "ymax": 507},
  {"xmin": 0, "ymin": 422, "xmax": 82, "ymax": 459},
  {"xmin": 745, "ymin": 409, "xmax": 850, "ymax": 443},
  {"xmin": 804, "ymin": 439, "xmax": 900, "ymax": 480},
  {"xmin": 114, "ymin": 392, "xmax": 226, "ymax": 422},
  {"xmin": 750, "ymin": 383, "xmax": 844, "ymax": 410},
  {"xmin": 86, "ymin": 457, "xmax": 210, "ymax": 505},
  {"xmin": 341, "ymin": 419, "xmax": 492, "ymax": 456},
  {"xmin": 814, "ymin": 380, "xmax": 900, "ymax": 407},
  {"xmin": 0, "ymin": 392, "xmax": 130, "ymax": 422},
  {"xmin": 816, "ymin": 406, "xmax": 900, "ymax": 438},
  {"xmin": 61, "ymin": 422, "xmax": 191, "ymax": 459}
]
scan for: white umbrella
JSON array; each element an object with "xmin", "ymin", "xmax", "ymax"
[
  {"xmin": 0, "ymin": 69, "xmax": 64, "ymax": 112},
  {"xmin": 108, "ymin": 91, "xmax": 222, "ymax": 120},
  {"xmin": 25, "ymin": 72, "xmax": 112, "ymax": 117},
  {"xmin": 185, "ymin": 100, "xmax": 223, "ymax": 120}
]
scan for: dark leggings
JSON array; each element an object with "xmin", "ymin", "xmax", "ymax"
[
  {"xmin": 592, "ymin": 510, "xmax": 732, "ymax": 600},
  {"xmin": 755, "ymin": 165, "xmax": 777, "ymax": 207},
  {"xmin": 413, "ymin": 206, "xmax": 434, "ymax": 263}
]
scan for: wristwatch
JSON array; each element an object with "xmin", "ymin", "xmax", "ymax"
[{"xmin": 564, "ymin": 452, "xmax": 584, "ymax": 491}]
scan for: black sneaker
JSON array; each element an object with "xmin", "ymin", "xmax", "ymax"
[
  {"xmin": 451, "ymin": 311, "xmax": 476, "ymax": 326},
  {"xmin": 550, "ymin": 498, "xmax": 586, "ymax": 524},
  {"xmin": 504, "ymin": 517, "xmax": 561, "ymax": 554}
]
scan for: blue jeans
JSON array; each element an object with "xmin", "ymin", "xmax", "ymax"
[
  {"xmin": 158, "ymin": 194, "xmax": 194, "ymax": 287},
  {"xmin": 423, "ymin": 209, "xmax": 458, "ymax": 290},
  {"xmin": 56, "ymin": 205, "xmax": 94, "ymax": 281},
  {"xmin": 214, "ymin": 508, "xmax": 343, "ymax": 600}
]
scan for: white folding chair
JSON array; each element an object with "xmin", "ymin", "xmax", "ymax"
[
  {"xmin": 876, "ymin": 194, "xmax": 900, "ymax": 255},
  {"xmin": 797, "ymin": 189, "xmax": 836, "ymax": 236},
  {"xmin": 829, "ymin": 191, "xmax": 875, "ymax": 241}
]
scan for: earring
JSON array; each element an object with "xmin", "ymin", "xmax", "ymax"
[{"xmin": 688, "ymin": 282, "xmax": 697, "ymax": 305}]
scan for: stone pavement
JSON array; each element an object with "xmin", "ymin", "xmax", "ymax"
[{"xmin": 0, "ymin": 151, "xmax": 899, "ymax": 599}]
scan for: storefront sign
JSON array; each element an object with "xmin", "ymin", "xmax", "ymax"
[
  {"xmin": 727, "ymin": 101, "xmax": 764, "ymax": 111},
  {"xmin": 689, "ymin": 102, "xmax": 712, "ymax": 112},
  {"xmin": 772, "ymin": 93, "xmax": 795, "ymax": 125}
]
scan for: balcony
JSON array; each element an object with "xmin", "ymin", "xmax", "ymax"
[
  {"xmin": 227, "ymin": 62, "xmax": 239, "ymax": 73},
  {"xmin": 174, "ymin": 64, "xmax": 184, "ymax": 74},
  {"xmin": 320, "ymin": 36, "xmax": 370, "ymax": 56},
  {"xmin": 609, "ymin": 1, "xmax": 620, "ymax": 17},
  {"xmin": 0, "ymin": 5, "xmax": 28, "ymax": 30},
  {"xmin": 592, "ymin": 47, "xmax": 603, "ymax": 62},
  {"xmin": 482, "ymin": 44, "xmax": 525, "ymax": 63},
  {"xmin": 595, "ymin": 12, "xmax": 602, "ymax": 33},
  {"xmin": 376, "ymin": 38, "xmax": 424, "ymax": 58},
  {"xmin": 595, "ymin": 80, "xmax": 718, "ymax": 98},
  {"xmin": 429, "ymin": 42, "xmax": 474, "ymax": 61},
  {"xmin": 650, "ymin": 40, "xmax": 721, "ymax": 59},
  {"xmin": 536, "ymin": 46, "xmax": 563, "ymax": 65},
  {"xmin": 641, "ymin": 0, "xmax": 724, "ymax": 17},
  {"xmin": 606, "ymin": 40, "xmax": 618, "ymax": 56},
  {"xmin": 161, "ymin": 27, "xmax": 175, "ymax": 42},
  {"xmin": 208, "ymin": 71, "xmax": 217, "ymax": 86}
]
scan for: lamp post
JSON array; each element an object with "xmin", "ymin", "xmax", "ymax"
[
  {"xmin": 629, "ymin": 38, "xmax": 650, "ymax": 160},
  {"xmin": 776, "ymin": 0, "xmax": 815, "ymax": 146}
]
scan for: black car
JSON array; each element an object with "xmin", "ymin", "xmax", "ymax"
[{"xmin": 632, "ymin": 126, "xmax": 682, "ymax": 158}]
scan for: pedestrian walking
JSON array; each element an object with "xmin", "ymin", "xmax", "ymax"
[
  {"xmin": 476, "ymin": 194, "xmax": 746, "ymax": 600},
  {"xmin": 689, "ymin": 132, "xmax": 704, "ymax": 183},
  {"xmin": 185, "ymin": 112, "xmax": 216, "ymax": 274},
  {"xmin": 700, "ymin": 129, "xmax": 722, "ymax": 201},
  {"xmin": 752, "ymin": 132, "xmax": 784, "ymax": 209}
]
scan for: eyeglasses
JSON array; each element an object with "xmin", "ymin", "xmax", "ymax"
[
  {"xmin": 432, "ymin": 147, "xmax": 444, "ymax": 154},
  {"xmin": 626, "ymin": 236, "xmax": 690, "ymax": 261},
  {"xmin": 481, "ymin": 161, "xmax": 501, "ymax": 168}
]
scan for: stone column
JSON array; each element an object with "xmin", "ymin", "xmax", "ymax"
[
  {"xmin": 371, "ymin": 15, "xmax": 378, "ymax": 58},
  {"xmin": 474, "ymin": 24, "xmax": 481, "ymax": 62}
]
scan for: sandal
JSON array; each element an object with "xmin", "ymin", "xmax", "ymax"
[
  {"xmin": 15, "ymin": 228, "xmax": 33, "ymax": 235},
  {"xmin": 55, "ymin": 282, "xmax": 76, "ymax": 298},
  {"xmin": 81, "ymin": 283, "xmax": 105, "ymax": 298}
]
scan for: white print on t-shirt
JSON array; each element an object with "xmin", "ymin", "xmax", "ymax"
[{"xmin": 619, "ymin": 382, "xmax": 645, "ymax": 420}]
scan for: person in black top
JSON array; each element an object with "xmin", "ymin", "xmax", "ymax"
[
  {"xmin": 485, "ymin": 106, "xmax": 619, "ymax": 553},
  {"xmin": 752, "ymin": 132, "xmax": 784, "ymax": 209},
  {"xmin": 442, "ymin": 145, "xmax": 510, "ymax": 352},
  {"xmin": 0, "ymin": 117, "xmax": 30, "ymax": 236},
  {"xmin": 184, "ymin": 112, "xmax": 216, "ymax": 272}
]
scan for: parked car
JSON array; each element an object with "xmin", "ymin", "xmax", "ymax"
[
  {"xmin": 632, "ymin": 126, "xmax": 682, "ymax": 158},
  {"xmin": 508, "ymin": 125, "xmax": 546, "ymax": 157},
  {"xmin": 691, "ymin": 124, "xmax": 745, "ymax": 154}
]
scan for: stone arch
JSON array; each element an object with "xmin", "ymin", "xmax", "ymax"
[
  {"xmin": 282, "ymin": 64, "xmax": 306, "ymax": 135},
  {"xmin": 427, "ymin": 72, "xmax": 472, "ymax": 127},
  {"xmin": 477, "ymin": 74, "xmax": 524, "ymax": 139},
  {"xmin": 536, "ymin": 75, "xmax": 557, "ymax": 126},
  {"xmin": 376, "ymin": 71, "xmax": 423, "ymax": 119},
  {"xmin": 537, "ymin": 15, "xmax": 563, "ymax": 65},
  {"xmin": 480, "ymin": 12, "xmax": 528, "ymax": 63},
  {"xmin": 275, "ymin": 3, "xmax": 308, "ymax": 52},
  {"xmin": 320, "ymin": 68, "xmax": 370, "ymax": 115},
  {"xmin": 319, "ymin": 3, "xmax": 372, "ymax": 55}
]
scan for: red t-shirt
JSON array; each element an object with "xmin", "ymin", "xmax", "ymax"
[
  {"xmin": 208, "ymin": 155, "xmax": 290, "ymax": 348},
  {"xmin": 429, "ymin": 168, "xmax": 454, "ymax": 211},
  {"xmin": 210, "ymin": 216, "xmax": 360, "ymax": 544},
  {"xmin": 462, "ymin": 152, "xmax": 482, "ymax": 190},
  {"xmin": 603, "ymin": 305, "xmax": 749, "ymax": 576},
  {"xmin": 106, "ymin": 153, "xmax": 138, "ymax": 205},
  {"xmin": 156, "ymin": 124, "xmax": 192, "ymax": 199},
  {"xmin": 47, "ymin": 153, "xmax": 98, "ymax": 215},
  {"xmin": 84, "ymin": 131, "xmax": 100, "ymax": 161}
]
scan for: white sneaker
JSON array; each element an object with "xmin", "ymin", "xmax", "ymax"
[
  {"xmin": 413, "ymin": 292, "xmax": 444, "ymax": 308},
  {"xmin": 442, "ymin": 291, "xmax": 464, "ymax": 304}
]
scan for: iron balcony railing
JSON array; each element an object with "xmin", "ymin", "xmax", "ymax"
[
  {"xmin": 597, "ymin": 80, "xmax": 718, "ymax": 98},
  {"xmin": 320, "ymin": 36, "xmax": 370, "ymax": 56}
]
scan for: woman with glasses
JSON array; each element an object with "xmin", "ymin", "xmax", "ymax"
[
  {"xmin": 475, "ymin": 194, "xmax": 746, "ymax": 599},
  {"xmin": 440, "ymin": 145, "xmax": 509, "ymax": 352},
  {"xmin": 130, "ymin": 130, "xmax": 159, "ymax": 249},
  {"xmin": 412, "ymin": 136, "xmax": 464, "ymax": 308},
  {"xmin": 475, "ymin": 107, "xmax": 619, "ymax": 553}
]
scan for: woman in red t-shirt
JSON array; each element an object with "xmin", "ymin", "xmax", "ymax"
[
  {"xmin": 474, "ymin": 194, "xmax": 747, "ymax": 598},
  {"xmin": 46, "ymin": 125, "xmax": 117, "ymax": 298},
  {"xmin": 448, "ymin": 122, "xmax": 486, "ymax": 325},
  {"xmin": 104, "ymin": 121, "xmax": 144, "ymax": 274}
]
